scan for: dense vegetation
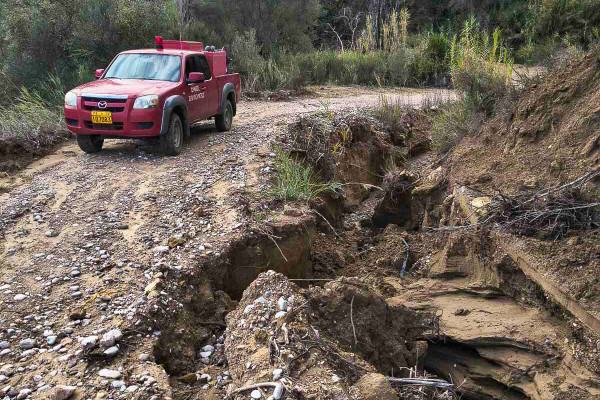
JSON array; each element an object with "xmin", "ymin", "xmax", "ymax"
[
  {"xmin": 0, "ymin": 0, "xmax": 599, "ymax": 156},
  {"xmin": 2, "ymin": 0, "xmax": 599, "ymax": 101}
]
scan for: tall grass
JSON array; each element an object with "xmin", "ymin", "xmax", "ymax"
[
  {"xmin": 0, "ymin": 74, "xmax": 70, "ymax": 155},
  {"xmin": 432, "ymin": 16, "xmax": 515, "ymax": 153},
  {"xmin": 272, "ymin": 150, "xmax": 341, "ymax": 202}
]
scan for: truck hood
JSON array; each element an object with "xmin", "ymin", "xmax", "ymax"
[{"xmin": 73, "ymin": 79, "xmax": 179, "ymax": 98}]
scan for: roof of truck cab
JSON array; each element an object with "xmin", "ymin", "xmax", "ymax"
[{"xmin": 119, "ymin": 49, "xmax": 204, "ymax": 56}]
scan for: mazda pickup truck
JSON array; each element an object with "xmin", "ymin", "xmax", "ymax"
[{"xmin": 64, "ymin": 37, "xmax": 241, "ymax": 155}]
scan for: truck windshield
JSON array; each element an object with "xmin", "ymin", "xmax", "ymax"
[{"xmin": 104, "ymin": 54, "xmax": 181, "ymax": 82}]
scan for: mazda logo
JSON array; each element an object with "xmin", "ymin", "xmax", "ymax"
[{"xmin": 98, "ymin": 101, "xmax": 107, "ymax": 109}]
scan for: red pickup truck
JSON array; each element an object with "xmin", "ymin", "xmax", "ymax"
[{"xmin": 64, "ymin": 37, "xmax": 241, "ymax": 155}]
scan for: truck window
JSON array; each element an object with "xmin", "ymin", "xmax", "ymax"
[
  {"xmin": 105, "ymin": 54, "xmax": 181, "ymax": 82},
  {"xmin": 185, "ymin": 55, "xmax": 211, "ymax": 80}
]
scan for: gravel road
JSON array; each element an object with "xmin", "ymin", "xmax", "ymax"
[{"xmin": 0, "ymin": 86, "xmax": 451, "ymax": 399}]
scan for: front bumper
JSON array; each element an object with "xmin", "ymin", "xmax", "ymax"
[{"xmin": 64, "ymin": 96, "xmax": 162, "ymax": 138}]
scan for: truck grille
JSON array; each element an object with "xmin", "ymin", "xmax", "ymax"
[
  {"xmin": 84, "ymin": 121, "xmax": 124, "ymax": 131},
  {"xmin": 82, "ymin": 96, "xmax": 127, "ymax": 113}
]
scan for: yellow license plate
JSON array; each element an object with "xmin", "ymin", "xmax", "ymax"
[{"xmin": 91, "ymin": 111, "xmax": 112, "ymax": 124}]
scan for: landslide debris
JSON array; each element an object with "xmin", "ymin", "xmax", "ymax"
[{"xmin": 223, "ymin": 271, "xmax": 438, "ymax": 400}]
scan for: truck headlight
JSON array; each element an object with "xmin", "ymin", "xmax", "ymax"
[
  {"xmin": 133, "ymin": 95, "xmax": 159, "ymax": 109},
  {"xmin": 64, "ymin": 91, "xmax": 77, "ymax": 107}
]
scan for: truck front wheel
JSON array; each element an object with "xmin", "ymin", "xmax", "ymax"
[
  {"xmin": 215, "ymin": 99, "xmax": 233, "ymax": 132},
  {"xmin": 160, "ymin": 113, "xmax": 184, "ymax": 156},
  {"xmin": 77, "ymin": 135, "xmax": 104, "ymax": 153}
]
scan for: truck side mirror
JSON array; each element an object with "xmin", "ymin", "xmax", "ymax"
[
  {"xmin": 187, "ymin": 72, "xmax": 205, "ymax": 83},
  {"xmin": 95, "ymin": 69, "xmax": 105, "ymax": 79}
]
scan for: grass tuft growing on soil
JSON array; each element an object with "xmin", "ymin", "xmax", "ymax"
[
  {"xmin": 272, "ymin": 150, "xmax": 341, "ymax": 202},
  {"xmin": 0, "ymin": 75, "xmax": 70, "ymax": 161}
]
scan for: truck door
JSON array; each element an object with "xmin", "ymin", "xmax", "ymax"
[
  {"xmin": 196, "ymin": 55, "xmax": 219, "ymax": 117},
  {"xmin": 184, "ymin": 55, "xmax": 204, "ymax": 122}
]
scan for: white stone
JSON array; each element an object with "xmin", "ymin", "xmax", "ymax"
[
  {"xmin": 152, "ymin": 246, "xmax": 169, "ymax": 254},
  {"xmin": 278, "ymin": 297, "xmax": 288, "ymax": 311},
  {"xmin": 272, "ymin": 368, "xmax": 283, "ymax": 380},
  {"xmin": 104, "ymin": 346, "xmax": 119, "ymax": 357},
  {"xmin": 251, "ymin": 389, "xmax": 262, "ymax": 399},
  {"xmin": 13, "ymin": 294, "xmax": 26, "ymax": 301},
  {"xmin": 98, "ymin": 369, "xmax": 121, "ymax": 379},
  {"xmin": 79, "ymin": 336, "xmax": 98, "ymax": 348},
  {"xmin": 100, "ymin": 329, "xmax": 122, "ymax": 348}
]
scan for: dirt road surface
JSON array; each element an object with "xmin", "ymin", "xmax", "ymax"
[{"xmin": 0, "ymin": 87, "xmax": 450, "ymax": 398}]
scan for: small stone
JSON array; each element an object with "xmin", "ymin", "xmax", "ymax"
[
  {"xmin": 138, "ymin": 353, "xmax": 150, "ymax": 361},
  {"xmin": 167, "ymin": 236, "xmax": 186, "ymax": 248},
  {"xmin": 17, "ymin": 388, "xmax": 31, "ymax": 400},
  {"xmin": 19, "ymin": 339, "xmax": 36, "ymax": 349},
  {"xmin": 277, "ymin": 297, "xmax": 288, "ymax": 311},
  {"xmin": 45, "ymin": 231, "xmax": 59, "ymax": 238},
  {"xmin": 13, "ymin": 294, "xmax": 26, "ymax": 301},
  {"xmin": 125, "ymin": 386, "xmax": 138, "ymax": 393},
  {"xmin": 274, "ymin": 311, "xmax": 286, "ymax": 319},
  {"xmin": 251, "ymin": 389, "xmax": 262, "ymax": 399},
  {"xmin": 177, "ymin": 373, "xmax": 197, "ymax": 384},
  {"xmin": 111, "ymin": 381, "xmax": 125, "ymax": 389},
  {"xmin": 98, "ymin": 369, "xmax": 121, "ymax": 379},
  {"xmin": 53, "ymin": 385, "xmax": 76, "ymax": 400},
  {"xmin": 199, "ymin": 351, "xmax": 212, "ymax": 358},
  {"xmin": 198, "ymin": 374, "xmax": 211, "ymax": 383},
  {"xmin": 71, "ymin": 291, "xmax": 82, "ymax": 298},
  {"xmin": 100, "ymin": 329, "xmax": 122, "ymax": 348},
  {"xmin": 272, "ymin": 368, "xmax": 283, "ymax": 380},
  {"xmin": 152, "ymin": 246, "xmax": 170, "ymax": 254},
  {"xmin": 0, "ymin": 342, "xmax": 9, "ymax": 349},
  {"xmin": 79, "ymin": 336, "xmax": 98, "ymax": 348},
  {"xmin": 353, "ymin": 373, "xmax": 398, "ymax": 400},
  {"xmin": 104, "ymin": 346, "xmax": 119, "ymax": 357}
]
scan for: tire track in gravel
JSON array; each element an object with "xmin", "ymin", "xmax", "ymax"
[{"xmin": 0, "ymin": 87, "xmax": 451, "ymax": 398}]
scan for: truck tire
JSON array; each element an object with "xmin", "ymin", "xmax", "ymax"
[
  {"xmin": 215, "ymin": 99, "xmax": 233, "ymax": 132},
  {"xmin": 77, "ymin": 135, "xmax": 104, "ymax": 153},
  {"xmin": 160, "ymin": 113, "xmax": 184, "ymax": 156}
]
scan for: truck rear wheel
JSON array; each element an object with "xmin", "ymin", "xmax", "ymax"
[
  {"xmin": 160, "ymin": 113, "xmax": 184, "ymax": 156},
  {"xmin": 77, "ymin": 135, "xmax": 104, "ymax": 153},
  {"xmin": 215, "ymin": 99, "xmax": 233, "ymax": 132}
]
